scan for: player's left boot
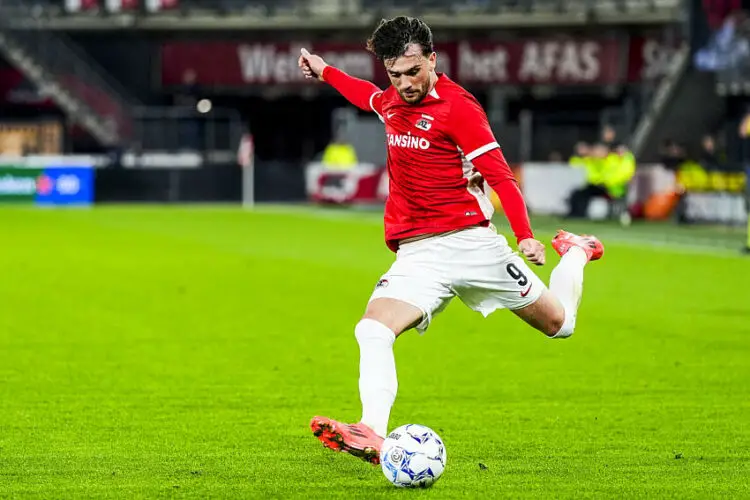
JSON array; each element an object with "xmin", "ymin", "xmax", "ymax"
[
  {"xmin": 310, "ymin": 416, "xmax": 384, "ymax": 465},
  {"xmin": 551, "ymin": 230, "xmax": 604, "ymax": 262}
]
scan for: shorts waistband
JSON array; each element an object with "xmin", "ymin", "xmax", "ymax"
[{"xmin": 398, "ymin": 223, "xmax": 489, "ymax": 246}]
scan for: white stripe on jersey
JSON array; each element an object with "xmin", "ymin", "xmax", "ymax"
[{"xmin": 465, "ymin": 141, "xmax": 500, "ymax": 161}]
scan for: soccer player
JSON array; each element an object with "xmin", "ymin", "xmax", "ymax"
[{"xmin": 300, "ymin": 16, "xmax": 604, "ymax": 465}]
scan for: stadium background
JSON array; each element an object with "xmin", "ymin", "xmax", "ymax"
[
  {"xmin": 1, "ymin": 0, "xmax": 749, "ymax": 497},
  {"xmin": 0, "ymin": 0, "xmax": 747, "ymax": 224}
]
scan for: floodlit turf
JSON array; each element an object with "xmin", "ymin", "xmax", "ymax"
[{"xmin": 1, "ymin": 205, "xmax": 748, "ymax": 498}]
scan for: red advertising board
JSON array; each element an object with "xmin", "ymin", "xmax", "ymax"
[
  {"xmin": 162, "ymin": 41, "xmax": 385, "ymax": 87},
  {"xmin": 162, "ymin": 38, "xmax": 624, "ymax": 87},
  {"xmin": 454, "ymin": 39, "xmax": 622, "ymax": 85},
  {"xmin": 161, "ymin": 36, "xmax": 678, "ymax": 88}
]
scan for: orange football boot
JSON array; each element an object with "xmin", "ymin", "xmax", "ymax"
[
  {"xmin": 551, "ymin": 230, "xmax": 604, "ymax": 262},
  {"xmin": 310, "ymin": 416, "xmax": 384, "ymax": 465}
]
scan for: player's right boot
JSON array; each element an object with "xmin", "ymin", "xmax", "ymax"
[
  {"xmin": 310, "ymin": 416, "xmax": 384, "ymax": 465},
  {"xmin": 551, "ymin": 230, "xmax": 605, "ymax": 262}
]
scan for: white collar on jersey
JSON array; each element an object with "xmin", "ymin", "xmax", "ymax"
[{"xmin": 429, "ymin": 88, "xmax": 440, "ymax": 99}]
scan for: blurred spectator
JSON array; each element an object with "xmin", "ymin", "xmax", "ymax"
[
  {"xmin": 566, "ymin": 140, "xmax": 635, "ymax": 220},
  {"xmin": 237, "ymin": 130, "xmax": 254, "ymax": 169},
  {"xmin": 173, "ymin": 69, "xmax": 202, "ymax": 150},
  {"xmin": 569, "ymin": 141, "xmax": 591, "ymax": 169},
  {"xmin": 547, "ymin": 150, "xmax": 563, "ymax": 162},
  {"xmin": 601, "ymin": 124, "xmax": 618, "ymax": 150},
  {"xmin": 700, "ymin": 133, "xmax": 733, "ymax": 191},
  {"xmin": 321, "ymin": 132, "xmax": 357, "ymax": 170},
  {"xmin": 567, "ymin": 140, "xmax": 607, "ymax": 218},
  {"xmin": 741, "ymin": 110, "xmax": 750, "ymax": 252},
  {"xmin": 739, "ymin": 109, "xmax": 750, "ymax": 140},
  {"xmin": 173, "ymin": 69, "xmax": 199, "ymax": 109},
  {"xmin": 695, "ymin": 11, "xmax": 750, "ymax": 72},
  {"xmin": 660, "ymin": 131, "xmax": 746, "ymax": 217},
  {"xmin": 611, "ymin": 144, "xmax": 637, "ymax": 200},
  {"xmin": 659, "ymin": 139, "xmax": 687, "ymax": 171},
  {"xmin": 699, "ymin": 134, "xmax": 724, "ymax": 171}
]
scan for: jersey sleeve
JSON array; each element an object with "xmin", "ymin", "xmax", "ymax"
[
  {"xmin": 446, "ymin": 92, "xmax": 514, "ymax": 187},
  {"xmin": 322, "ymin": 66, "xmax": 384, "ymax": 122},
  {"xmin": 448, "ymin": 92, "xmax": 533, "ymax": 243},
  {"xmin": 446, "ymin": 93, "xmax": 500, "ymax": 163}
]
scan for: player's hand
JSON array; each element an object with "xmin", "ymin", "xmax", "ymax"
[
  {"xmin": 518, "ymin": 238, "xmax": 546, "ymax": 266},
  {"xmin": 299, "ymin": 48, "xmax": 328, "ymax": 81},
  {"xmin": 467, "ymin": 170, "xmax": 484, "ymax": 189}
]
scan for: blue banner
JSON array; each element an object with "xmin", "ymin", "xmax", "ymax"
[{"xmin": 34, "ymin": 167, "xmax": 94, "ymax": 206}]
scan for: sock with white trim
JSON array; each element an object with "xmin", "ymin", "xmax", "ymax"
[
  {"xmin": 548, "ymin": 247, "xmax": 588, "ymax": 338},
  {"xmin": 354, "ymin": 319, "xmax": 397, "ymax": 438}
]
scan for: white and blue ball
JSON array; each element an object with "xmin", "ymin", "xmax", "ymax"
[{"xmin": 380, "ymin": 424, "xmax": 447, "ymax": 488}]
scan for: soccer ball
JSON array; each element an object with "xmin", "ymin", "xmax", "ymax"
[{"xmin": 379, "ymin": 424, "xmax": 447, "ymax": 488}]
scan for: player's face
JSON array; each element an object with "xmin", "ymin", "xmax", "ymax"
[{"xmin": 384, "ymin": 49, "xmax": 437, "ymax": 105}]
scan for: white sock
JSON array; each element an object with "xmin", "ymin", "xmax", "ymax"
[
  {"xmin": 548, "ymin": 247, "xmax": 588, "ymax": 338},
  {"xmin": 355, "ymin": 319, "xmax": 397, "ymax": 438}
]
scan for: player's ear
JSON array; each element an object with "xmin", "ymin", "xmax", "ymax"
[{"xmin": 428, "ymin": 51, "xmax": 437, "ymax": 70}]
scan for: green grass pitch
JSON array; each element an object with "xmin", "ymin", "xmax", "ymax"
[{"xmin": 1, "ymin": 205, "xmax": 748, "ymax": 498}]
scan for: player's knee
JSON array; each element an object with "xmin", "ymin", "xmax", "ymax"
[
  {"xmin": 355, "ymin": 318, "xmax": 396, "ymax": 344},
  {"xmin": 547, "ymin": 308, "xmax": 575, "ymax": 339},
  {"xmin": 361, "ymin": 306, "xmax": 401, "ymax": 335},
  {"xmin": 543, "ymin": 312, "xmax": 565, "ymax": 337}
]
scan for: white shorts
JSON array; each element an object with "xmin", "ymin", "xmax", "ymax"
[{"xmin": 369, "ymin": 226, "xmax": 546, "ymax": 334}]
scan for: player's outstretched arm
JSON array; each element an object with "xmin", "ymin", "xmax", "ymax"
[
  {"xmin": 471, "ymin": 152, "xmax": 545, "ymax": 265},
  {"xmin": 299, "ymin": 48, "xmax": 383, "ymax": 114}
]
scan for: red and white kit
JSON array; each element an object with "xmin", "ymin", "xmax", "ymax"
[{"xmin": 323, "ymin": 67, "xmax": 544, "ymax": 331}]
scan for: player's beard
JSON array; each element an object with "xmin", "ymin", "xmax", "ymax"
[{"xmin": 399, "ymin": 84, "xmax": 428, "ymax": 104}]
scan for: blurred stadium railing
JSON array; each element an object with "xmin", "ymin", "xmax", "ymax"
[
  {"xmin": 155, "ymin": 0, "xmax": 685, "ymax": 15},
  {"xmin": 0, "ymin": 0, "xmax": 243, "ymax": 159},
  {"xmin": 0, "ymin": 0, "xmax": 136, "ymax": 146},
  {"xmin": 132, "ymin": 106, "xmax": 243, "ymax": 164}
]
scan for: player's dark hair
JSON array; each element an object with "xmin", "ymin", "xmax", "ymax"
[{"xmin": 366, "ymin": 16, "xmax": 434, "ymax": 61}]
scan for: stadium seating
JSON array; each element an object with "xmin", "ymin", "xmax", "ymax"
[{"xmin": 36, "ymin": 0, "xmax": 685, "ymax": 17}]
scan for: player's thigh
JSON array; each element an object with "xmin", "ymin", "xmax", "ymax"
[
  {"xmin": 452, "ymin": 230, "xmax": 546, "ymax": 316},
  {"xmin": 366, "ymin": 256, "xmax": 454, "ymax": 336},
  {"xmin": 510, "ymin": 289, "xmax": 565, "ymax": 337},
  {"xmin": 363, "ymin": 298, "xmax": 424, "ymax": 337}
]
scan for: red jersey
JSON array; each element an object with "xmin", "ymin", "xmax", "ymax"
[{"xmin": 322, "ymin": 67, "xmax": 533, "ymax": 252}]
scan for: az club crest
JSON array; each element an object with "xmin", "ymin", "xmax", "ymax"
[
  {"xmin": 415, "ymin": 118, "xmax": 432, "ymax": 131},
  {"xmin": 415, "ymin": 114, "xmax": 433, "ymax": 131}
]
